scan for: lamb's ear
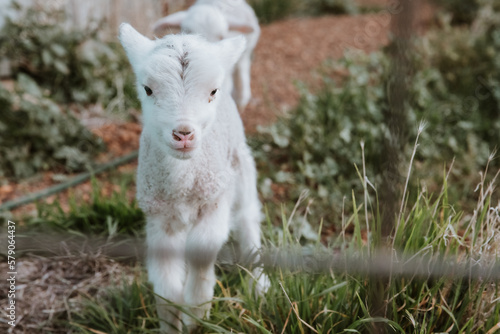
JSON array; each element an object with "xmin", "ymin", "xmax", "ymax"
[
  {"xmin": 217, "ymin": 35, "xmax": 246, "ymax": 70},
  {"xmin": 119, "ymin": 23, "xmax": 155, "ymax": 69},
  {"xmin": 152, "ymin": 11, "xmax": 187, "ymax": 35},
  {"xmin": 227, "ymin": 18, "xmax": 254, "ymax": 34}
]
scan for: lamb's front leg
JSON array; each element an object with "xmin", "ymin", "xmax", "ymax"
[
  {"xmin": 182, "ymin": 199, "xmax": 231, "ymax": 328},
  {"xmin": 146, "ymin": 216, "xmax": 187, "ymax": 333}
]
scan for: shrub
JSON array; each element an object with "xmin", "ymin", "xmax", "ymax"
[
  {"xmin": 0, "ymin": 77, "xmax": 104, "ymax": 179},
  {"xmin": 253, "ymin": 6, "xmax": 500, "ymax": 224},
  {"xmin": 248, "ymin": 0, "xmax": 301, "ymax": 24},
  {"xmin": 434, "ymin": 0, "xmax": 481, "ymax": 24},
  {"xmin": 248, "ymin": 0, "xmax": 358, "ymax": 24},
  {"xmin": 0, "ymin": 1, "xmax": 138, "ymax": 109},
  {"xmin": 411, "ymin": 13, "xmax": 500, "ymax": 167},
  {"xmin": 309, "ymin": 0, "xmax": 359, "ymax": 15},
  {"xmin": 253, "ymin": 52, "xmax": 390, "ymax": 213},
  {"xmin": 0, "ymin": 1, "xmax": 143, "ymax": 179}
]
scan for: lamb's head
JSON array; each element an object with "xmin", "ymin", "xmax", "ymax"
[
  {"xmin": 119, "ymin": 23, "xmax": 245, "ymax": 160},
  {"xmin": 153, "ymin": 5, "xmax": 254, "ymax": 42},
  {"xmin": 181, "ymin": 5, "xmax": 228, "ymax": 42}
]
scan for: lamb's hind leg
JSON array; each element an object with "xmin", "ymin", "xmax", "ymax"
[
  {"xmin": 232, "ymin": 151, "xmax": 270, "ymax": 294},
  {"xmin": 183, "ymin": 199, "xmax": 231, "ymax": 328},
  {"xmin": 232, "ymin": 197, "xmax": 270, "ymax": 295},
  {"xmin": 146, "ymin": 216, "xmax": 187, "ymax": 333}
]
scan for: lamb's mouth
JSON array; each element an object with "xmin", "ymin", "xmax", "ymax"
[
  {"xmin": 168, "ymin": 141, "xmax": 197, "ymax": 153},
  {"xmin": 175, "ymin": 147, "xmax": 195, "ymax": 153}
]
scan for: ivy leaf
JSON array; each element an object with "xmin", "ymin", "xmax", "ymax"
[
  {"xmin": 54, "ymin": 59, "xmax": 70, "ymax": 75},
  {"xmin": 17, "ymin": 73, "xmax": 43, "ymax": 97}
]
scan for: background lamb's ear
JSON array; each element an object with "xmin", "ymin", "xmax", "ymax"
[
  {"xmin": 119, "ymin": 23, "xmax": 155, "ymax": 70},
  {"xmin": 217, "ymin": 35, "xmax": 246, "ymax": 70},
  {"xmin": 227, "ymin": 19, "xmax": 254, "ymax": 34},
  {"xmin": 152, "ymin": 11, "xmax": 187, "ymax": 35}
]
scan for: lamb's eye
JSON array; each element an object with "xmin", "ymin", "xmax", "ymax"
[
  {"xmin": 144, "ymin": 86, "xmax": 153, "ymax": 96},
  {"xmin": 210, "ymin": 89, "xmax": 218, "ymax": 97}
]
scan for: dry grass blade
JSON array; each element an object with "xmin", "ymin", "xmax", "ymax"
[
  {"xmin": 360, "ymin": 141, "xmax": 371, "ymax": 254},
  {"xmin": 70, "ymin": 323, "xmax": 108, "ymax": 334},
  {"xmin": 280, "ymin": 303, "xmax": 294, "ymax": 334},
  {"xmin": 395, "ymin": 120, "xmax": 426, "ymax": 242},
  {"xmin": 139, "ymin": 288, "xmax": 151, "ymax": 319},
  {"xmin": 278, "ymin": 282, "xmax": 318, "ymax": 333},
  {"xmin": 486, "ymin": 322, "xmax": 500, "ymax": 334}
]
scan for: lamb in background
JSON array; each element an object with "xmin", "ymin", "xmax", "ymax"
[
  {"xmin": 153, "ymin": 0, "xmax": 260, "ymax": 111},
  {"xmin": 119, "ymin": 23, "xmax": 268, "ymax": 333}
]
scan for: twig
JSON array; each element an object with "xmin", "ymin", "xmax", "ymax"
[{"xmin": 0, "ymin": 150, "xmax": 138, "ymax": 212}]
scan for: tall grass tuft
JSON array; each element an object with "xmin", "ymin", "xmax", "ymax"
[
  {"xmin": 70, "ymin": 273, "xmax": 159, "ymax": 334},
  {"xmin": 68, "ymin": 151, "xmax": 500, "ymax": 332}
]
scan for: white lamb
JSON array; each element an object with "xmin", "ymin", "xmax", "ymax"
[
  {"xmin": 152, "ymin": 0, "xmax": 260, "ymax": 111},
  {"xmin": 119, "ymin": 23, "xmax": 268, "ymax": 333}
]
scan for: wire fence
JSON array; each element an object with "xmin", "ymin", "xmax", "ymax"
[{"xmin": 3, "ymin": 233, "xmax": 500, "ymax": 282}]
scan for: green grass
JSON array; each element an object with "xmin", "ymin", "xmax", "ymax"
[
  {"xmin": 27, "ymin": 174, "xmax": 145, "ymax": 237},
  {"xmin": 70, "ymin": 273, "xmax": 159, "ymax": 334},
  {"xmin": 65, "ymin": 152, "xmax": 500, "ymax": 333}
]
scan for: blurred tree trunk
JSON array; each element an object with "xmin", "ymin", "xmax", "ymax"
[
  {"xmin": 369, "ymin": 1, "xmax": 416, "ymax": 333},
  {"xmin": 381, "ymin": 0, "xmax": 415, "ymax": 240}
]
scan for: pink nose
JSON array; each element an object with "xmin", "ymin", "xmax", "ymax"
[{"xmin": 172, "ymin": 129, "xmax": 195, "ymax": 143}]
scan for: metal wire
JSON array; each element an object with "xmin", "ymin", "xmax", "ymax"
[{"xmin": 5, "ymin": 233, "xmax": 500, "ymax": 281}]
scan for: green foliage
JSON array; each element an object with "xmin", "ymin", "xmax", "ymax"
[
  {"xmin": 248, "ymin": 0, "xmax": 301, "ymax": 24},
  {"xmin": 28, "ymin": 176, "xmax": 145, "ymax": 236},
  {"xmin": 253, "ymin": 6, "xmax": 500, "ymax": 224},
  {"xmin": 248, "ymin": 0, "xmax": 358, "ymax": 24},
  {"xmin": 412, "ymin": 15, "xmax": 500, "ymax": 166},
  {"xmin": 0, "ymin": 1, "xmax": 138, "ymax": 107},
  {"xmin": 0, "ymin": 78, "xmax": 104, "ymax": 179},
  {"xmin": 253, "ymin": 53, "xmax": 390, "ymax": 217},
  {"xmin": 0, "ymin": 1, "xmax": 141, "ymax": 179},
  {"xmin": 309, "ymin": 0, "xmax": 359, "ymax": 15},
  {"xmin": 434, "ymin": 0, "xmax": 481, "ymax": 24}
]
